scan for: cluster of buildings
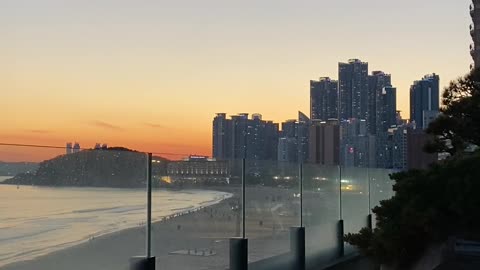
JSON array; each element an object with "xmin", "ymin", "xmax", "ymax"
[
  {"xmin": 212, "ymin": 113, "xmax": 281, "ymax": 161},
  {"xmin": 146, "ymin": 0, "xmax": 480, "ymax": 185},
  {"xmin": 212, "ymin": 59, "xmax": 440, "ymax": 171},
  {"xmin": 65, "ymin": 142, "xmax": 81, "ymax": 155},
  {"xmin": 65, "ymin": 142, "xmax": 109, "ymax": 155},
  {"xmin": 94, "ymin": 143, "xmax": 108, "ymax": 150},
  {"xmin": 308, "ymin": 60, "xmax": 440, "ymax": 170}
]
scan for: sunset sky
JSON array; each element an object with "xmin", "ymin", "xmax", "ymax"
[{"xmin": 0, "ymin": 0, "xmax": 473, "ymax": 162}]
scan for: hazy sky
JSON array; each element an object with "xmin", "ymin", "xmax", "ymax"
[{"xmin": 0, "ymin": 0, "xmax": 473, "ymax": 161}]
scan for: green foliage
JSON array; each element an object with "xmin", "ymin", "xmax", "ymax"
[
  {"xmin": 345, "ymin": 152, "xmax": 480, "ymax": 266},
  {"xmin": 425, "ymin": 69, "xmax": 480, "ymax": 155}
]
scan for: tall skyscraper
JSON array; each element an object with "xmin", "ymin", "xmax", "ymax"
[
  {"xmin": 339, "ymin": 59, "xmax": 369, "ymax": 120},
  {"xmin": 374, "ymin": 85, "xmax": 397, "ymax": 169},
  {"xmin": 410, "ymin": 74, "xmax": 440, "ymax": 129},
  {"xmin": 380, "ymin": 86, "xmax": 398, "ymax": 131},
  {"xmin": 231, "ymin": 113, "xmax": 249, "ymax": 159},
  {"xmin": 368, "ymin": 71, "xmax": 392, "ymax": 134},
  {"xmin": 310, "ymin": 77, "xmax": 338, "ymax": 120},
  {"xmin": 471, "ymin": 0, "xmax": 480, "ymax": 69},
  {"xmin": 297, "ymin": 112, "xmax": 311, "ymax": 163},
  {"xmin": 213, "ymin": 113, "xmax": 232, "ymax": 160},
  {"xmin": 389, "ymin": 126, "xmax": 408, "ymax": 170},
  {"xmin": 260, "ymin": 119, "xmax": 280, "ymax": 161},
  {"xmin": 246, "ymin": 115, "xmax": 265, "ymax": 160},
  {"xmin": 309, "ymin": 119, "xmax": 340, "ymax": 165}
]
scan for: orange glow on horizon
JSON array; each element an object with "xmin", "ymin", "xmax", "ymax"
[{"xmin": 0, "ymin": 0, "xmax": 472, "ymax": 163}]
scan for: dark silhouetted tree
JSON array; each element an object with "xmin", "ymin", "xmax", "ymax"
[
  {"xmin": 425, "ymin": 69, "xmax": 480, "ymax": 155},
  {"xmin": 346, "ymin": 69, "xmax": 480, "ymax": 268},
  {"xmin": 345, "ymin": 152, "xmax": 480, "ymax": 267}
]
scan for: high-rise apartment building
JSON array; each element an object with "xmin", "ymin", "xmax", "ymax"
[
  {"xmin": 374, "ymin": 85, "xmax": 397, "ymax": 169},
  {"xmin": 310, "ymin": 77, "xmax": 338, "ymax": 120},
  {"xmin": 276, "ymin": 112, "xmax": 311, "ymax": 163},
  {"xmin": 339, "ymin": 59, "xmax": 369, "ymax": 120},
  {"xmin": 94, "ymin": 143, "xmax": 108, "ymax": 150},
  {"xmin": 246, "ymin": 115, "xmax": 265, "ymax": 160},
  {"xmin": 368, "ymin": 71, "xmax": 392, "ymax": 134},
  {"xmin": 260, "ymin": 119, "xmax": 280, "ymax": 161},
  {"xmin": 66, "ymin": 143, "xmax": 73, "ymax": 155},
  {"xmin": 340, "ymin": 119, "xmax": 375, "ymax": 168},
  {"xmin": 373, "ymin": 125, "xmax": 408, "ymax": 170},
  {"xmin": 212, "ymin": 113, "xmax": 278, "ymax": 161},
  {"xmin": 309, "ymin": 119, "xmax": 340, "ymax": 165},
  {"xmin": 297, "ymin": 112, "xmax": 311, "ymax": 163},
  {"xmin": 389, "ymin": 126, "xmax": 408, "ymax": 170},
  {"xmin": 278, "ymin": 137, "xmax": 298, "ymax": 162},
  {"xmin": 213, "ymin": 113, "xmax": 232, "ymax": 160},
  {"xmin": 380, "ymin": 86, "xmax": 398, "ymax": 132},
  {"xmin": 410, "ymin": 74, "xmax": 440, "ymax": 129},
  {"xmin": 73, "ymin": 143, "xmax": 81, "ymax": 153},
  {"xmin": 471, "ymin": 0, "xmax": 480, "ymax": 69},
  {"xmin": 280, "ymin": 119, "xmax": 297, "ymax": 138}
]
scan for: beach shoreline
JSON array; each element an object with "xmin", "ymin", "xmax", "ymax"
[
  {"xmin": 0, "ymin": 186, "xmax": 234, "ymax": 269},
  {"xmin": 1, "ymin": 186, "xmax": 301, "ymax": 270}
]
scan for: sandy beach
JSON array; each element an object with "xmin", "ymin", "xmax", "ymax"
[{"xmin": 1, "ymin": 186, "xmax": 306, "ymax": 270}]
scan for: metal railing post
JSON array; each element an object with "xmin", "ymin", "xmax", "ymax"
[
  {"xmin": 338, "ymin": 219, "xmax": 345, "ymax": 258},
  {"xmin": 242, "ymin": 158, "xmax": 246, "ymax": 239},
  {"xmin": 338, "ymin": 166, "xmax": 344, "ymax": 258},
  {"xmin": 130, "ymin": 257, "xmax": 155, "ymax": 270},
  {"xmin": 147, "ymin": 153, "xmax": 152, "ymax": 258},
  {"xmin": 339, "ymin": 166, "xmax": 343, "ymax": 220},
  {"xmin": 300, "ymin": 163, "xmax": 303, "ymax": 227},
  {"xmin": 129, "ymin": 153, "xmax": 155, "ymax": 270},
  {"xmin": 229, "ymin": 158, "xmax": 248, "ymax": 270},
  {"xmin": 289, "ymin": 162, "xmax": 306, "ymax": 270},
  {"xmin": 230, "ymin": 238, "xmax": 248, "ymax": 270},
  {"xmin": 290, "ymin": 227, "xmax": 306, "ymax": 270}
]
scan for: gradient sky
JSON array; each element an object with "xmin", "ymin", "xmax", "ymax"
[{"xmin": 0, "ymin": 0, "xmax": 473, "ymax": 162}]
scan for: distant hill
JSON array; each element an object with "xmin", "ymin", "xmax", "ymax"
[
  {"xmin": 3, "ymin": 148, "xmax": 170, "ymax": 188},
  {"xmin": 0, "ymin": 161, "xmax": 38, "ymax": 177}
]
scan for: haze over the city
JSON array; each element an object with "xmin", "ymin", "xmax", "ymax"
[{"xmin": 1, "ymin": 0, "xmax": 472, "ymax": 161}]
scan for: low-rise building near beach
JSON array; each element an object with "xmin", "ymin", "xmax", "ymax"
[{"xmin": 167, "ymin": 155, "xmax": 230, "ymax": 185}]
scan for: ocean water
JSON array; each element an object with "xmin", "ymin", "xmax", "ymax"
[{"xmin": 0, "ymin": 183, "xmax": 231, "ymax": 267}]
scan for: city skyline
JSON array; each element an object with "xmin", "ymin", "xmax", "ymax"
[{"xmin": 1, "ymin": 0, "xmax": 472, "ymax": 162}]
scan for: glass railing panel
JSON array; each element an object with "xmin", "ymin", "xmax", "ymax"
[
  {"xmin": 369, "ymin": 168, "xmax": 393, "ymax": 208},
  {"xmin": 0, "ymin": 145, "xmax": 148, "ymax": 270},
  {"xmin": 152, "ymin": 158, "xmax": 241, "ymax": 270},
  {"xmin": 302, "ymin": 164, "xmax": 340, "ymax": 268},
  {"xmin": 340, "ymin": 166, "xmax": 369, "ymax": 255},
  {"xmin": 340, "ymin": 166, "xmax": 369, "ymax": 234},
  {"xmin": 369, "ymin": 169, "xmax": 395, "ymax": 229},
  {"xmin": 244, "ymin": 160, "xmax": 300, "ymax": 265}
]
